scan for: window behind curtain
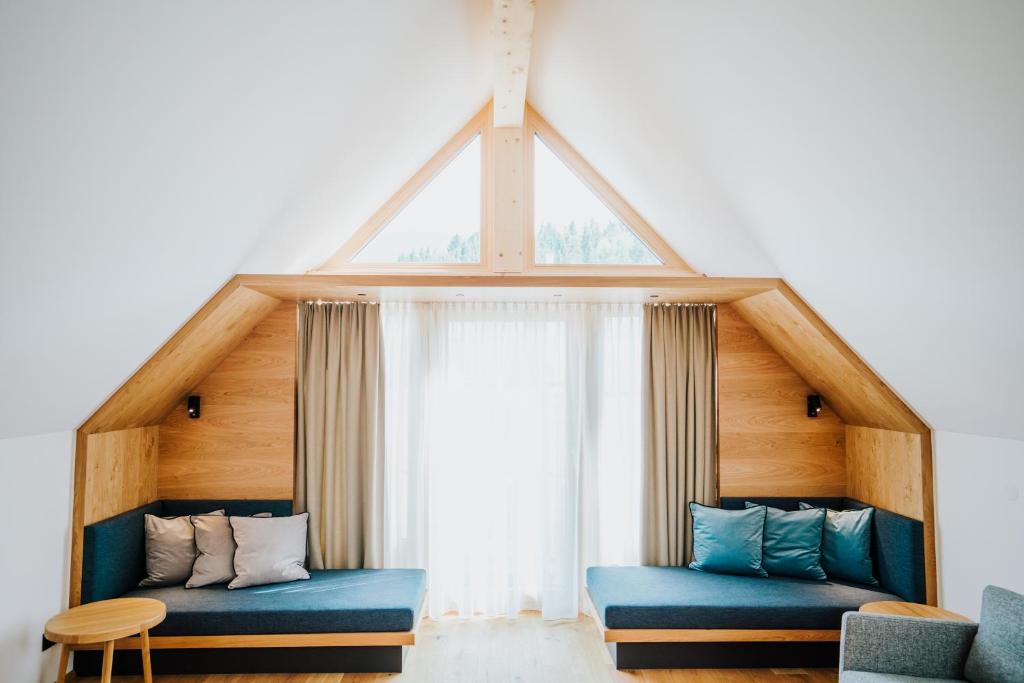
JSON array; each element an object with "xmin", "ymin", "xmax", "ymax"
[{"xmin": 381, "ymin": 301, "xmax": 642, "ymax": 620}]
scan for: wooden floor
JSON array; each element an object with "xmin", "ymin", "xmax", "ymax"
[{"xmin": 77, "ymin": 613, "xmax": 837, "ymax": 683}]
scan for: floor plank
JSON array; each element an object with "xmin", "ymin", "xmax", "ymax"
[{"xmin": 76, "ymin": 613, "xmax": 837, "ymax": 683}]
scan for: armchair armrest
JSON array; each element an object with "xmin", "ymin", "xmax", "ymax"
[{"xmin": 840, "ymin": 612, "xmax": 978, "ymax": 679}]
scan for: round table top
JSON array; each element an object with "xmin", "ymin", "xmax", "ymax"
[
  {"xmin": 45, "ymin": 598, "xmax": 166, "ymax": 645},
  {"xmin": 859, "ymin": 600, "xmax": 972, "ymax": 623}
]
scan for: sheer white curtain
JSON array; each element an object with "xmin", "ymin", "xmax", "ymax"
[{"xmin": 381, "ymin": 301, "xmax": 642, "ymax": 620}]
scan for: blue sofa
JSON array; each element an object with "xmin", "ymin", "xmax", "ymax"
[
  {"xmin": 76, "ymin": 499, "xmax": 426, "ymax": 675},
  {"xmin": 587, "ymin": 497, "xmax": 927, "ymax": 669}
]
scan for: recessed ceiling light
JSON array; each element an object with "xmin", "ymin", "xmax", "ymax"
[
  {"xmin": 553, "ymin": 293, "xmax": 563, "ymax": 298},
  {"xmin": 455, "ymin": 293, "xmax": 465, "ymax": 297},
  {"xmin": 649, "ymin": 294, "xmax": 659, "ymax": 299},
  {"xmin": 357, "ymin": 293, "xmax": 366, "ymax": 297}
]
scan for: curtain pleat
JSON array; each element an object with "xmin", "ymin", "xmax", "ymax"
[
  {"xmin": 381, "ymin": 301, "xmax": 643, "ymax": 620},
  {"xmin": 295, "ymin": 301, "xmax": 384, "ymax": 570},
  {"xmin": 641, "ymin": 303, "xmax": 718, "ymax": 566}
]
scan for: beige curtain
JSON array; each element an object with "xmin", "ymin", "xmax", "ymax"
[
  {"xmin": 641, "ymin": 303, "xmax": 718, "ymax": 566},
  {"xmin": 295, "ymin": 301, "xmax": 384, "ymax": 569}
]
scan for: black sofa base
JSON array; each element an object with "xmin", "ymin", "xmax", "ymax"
[
  {"xmin": 608, "ymin": 641, "xmax": 839, "ymax": 669},
  {"xmin": 74, "ymin": 645, "xmax": 407, "ymax": 675}
]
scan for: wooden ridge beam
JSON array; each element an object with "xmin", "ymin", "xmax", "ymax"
[{"xmin": 493, "ymin": 0, "xmax": 535, "ymax": 129}]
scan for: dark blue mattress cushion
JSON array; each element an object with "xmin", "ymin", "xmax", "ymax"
[
  {"xmin": 123, "ymin": 569, "xmax": 426, "ymax": 635},
  {"xmin": 586, "ymin": 566, "xmax": 899, "ymax": 630},
  {"xmin": 721, "ymin": 497, "xmax": 926, "ymax": 604},
  {"xmin": 81, "ymin": 500, "xmax": 293, "ymax": 604}
]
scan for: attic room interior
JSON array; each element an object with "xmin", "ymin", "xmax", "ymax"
[{"xmin": 2, "ymin": 3, "xmax": 1022, "ymax": 683}]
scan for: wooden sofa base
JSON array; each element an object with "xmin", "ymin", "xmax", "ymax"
[
  {"xmin": 608, "ymin": 641, "xmax": 840, "ymax": 670},
  {"xmin": 74, "ymin": 645, "xmax": 407, "ymax": 675}
]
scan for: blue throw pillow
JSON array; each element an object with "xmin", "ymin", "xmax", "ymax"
[
  {"xmin": 744, "ymin": 502, "xmax": 827, "ymax": 580},
  {"xmin": 799, "ymin": 502, "xmax": 878, "ymax": 585},
  {"xmin": 688, "ymin": 502, "xmax": 768, "ymax": 577}
]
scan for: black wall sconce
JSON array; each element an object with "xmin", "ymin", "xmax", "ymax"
[
  {"xmin": 807, "ymin": 395, "xmax": 823, "ymax": 418},
  {"xmin": 187, "ymin": 395, "xmax": 201, "ymax": 419}
]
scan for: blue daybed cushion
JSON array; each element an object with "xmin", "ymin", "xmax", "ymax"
[
  {"xmin": 124, "ymin": 569, "xmax": 427, "ymax": 635},
  {"xmin": 587, "ymin": 566, "xmax": 900, "ymax": 630}
]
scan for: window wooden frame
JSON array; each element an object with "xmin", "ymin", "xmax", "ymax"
[
  {"xmin": 522, "ymin": 105, "xmax": 694, "ymax": 275},
  {"xmin": 314, "ymin": 100, "xmax": 696, "ymax": 276},
  {"xmin": 316, "ymin": 103, "xmax": 494, "ymax": 273}
]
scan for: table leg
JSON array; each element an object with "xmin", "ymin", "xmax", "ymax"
[
  {"xmin": 56, "ymin": 644, "xmax": 70, "ymax": 683},
  {"xmin": 140, "ymin": 627, "xmax": 153, "ymax": 683},
  {"xmin": 100, "ymin": 640, "xmax": 114, "ymax": 683}
]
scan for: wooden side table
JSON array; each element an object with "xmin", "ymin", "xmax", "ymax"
[
  {"xmin": 860, "ymin": 600, "xmax": 972, "ymax": 622},
  {"xmin": 45, "ymin": 597, "xmax": 166, "ymax": 683}
]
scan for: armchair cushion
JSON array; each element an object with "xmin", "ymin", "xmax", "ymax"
[
  {"xmin": 841, "ymin": 673, "xmax": 965, "ymax": 682},
  {"xmin": 964, "ymin": 585, "xmax": 1024, "ymax": 683},
  {"xmin": 840, "ymin": 612, "xmax": 977, "ymax": 679}
]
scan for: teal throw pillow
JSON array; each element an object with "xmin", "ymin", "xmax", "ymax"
[
  {"xmin": 744, "ymin": 502, "xmax": 827, "ymax": 580},
  {"xmin": 688, "ymin": 502, "xmax": 768, "ymax": 578},
  {"xmin": 799, "ymin": 502, "xmax": 877, "ymax": 585}
]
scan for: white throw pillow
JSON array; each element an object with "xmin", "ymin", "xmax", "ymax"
[
  {"xmin": 228, "ymin": 513, "xmax": 310, "ymax": 589},
  {"xmin": 139, "ymin": 509, "xmax": 224, "ymax": 587},
  {"xmin": 186, "ymin": 512, "xmax": 271, "ymax": 588}
]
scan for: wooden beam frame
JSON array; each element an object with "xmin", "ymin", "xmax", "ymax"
[
  {"xmin": 314, "ymin": 100, "xmax": 697, "ymax": 276},
  {"xmin": 71, "ymin": 631, "xmax": 415, "ymax": 650},
  {"xmin": 523, "ymin": 104, "xmax": 695, "ymax": 275},
  {"xmin": 493, "ymin": 0, "xmax": 534, "ymax": 129},
  {"xmin": 316, "ymin": 103, "xmax": 494, "ymax": 273}
]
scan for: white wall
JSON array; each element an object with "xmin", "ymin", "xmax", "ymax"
[
  {"xmin": 0, "ymin": 431, "xmax": 74, "ymax": 683},
  {"xmin": 934, "ymin": 430, "xmax": 1024, "ymax": 619}
]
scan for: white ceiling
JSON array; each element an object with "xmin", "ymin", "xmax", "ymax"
[{"xmin": 1, "ymin": 1, "xmax": 1021, "ymax": 440}]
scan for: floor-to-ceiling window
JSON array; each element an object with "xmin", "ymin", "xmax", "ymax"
[{"xmin": 381, "ymin": 302, "xmax": 643, "ymax": 619}]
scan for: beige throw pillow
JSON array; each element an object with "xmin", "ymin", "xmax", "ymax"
[
  {"xmin": 228, "ymin": 513, "xmax": 310, "ymax": 589},
  {"xmin": 186, "ymin": 513, "xmax": 271, "ymax": 588},
  {"xmin": 139, "ymin": 509, "xmax": 224, "ymax": 587}
]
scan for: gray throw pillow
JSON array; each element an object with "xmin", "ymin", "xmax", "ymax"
[
  {"xmin": 186, "ymin": 512, "xmax": 271, "ymax": 588},
  {"xmin": 139, "ymin": 509, "xmax": 224, "ymax": 587},
  {"xmin": 228, "ymin": 513, "xmax": 310, "ymax": 589}
]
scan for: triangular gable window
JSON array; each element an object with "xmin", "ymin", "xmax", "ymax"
[
  {"xmin": 352, "ymin": 135, "xmax": 482, "ymax": 264},
  {"xmin": 532, "ymin": 135, "xmax": 659, "ymax": 266}
]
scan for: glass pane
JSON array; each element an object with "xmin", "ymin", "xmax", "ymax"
[
  {"xmin": 533, "ymin": 134, "xmax": 660, "ymax": 265},
  {"xmin": 354, "ymin": 135, "xmax": 481, "ymax": 263}
]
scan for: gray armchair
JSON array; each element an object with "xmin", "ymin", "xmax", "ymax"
[{"xmin": 839, "ymin": 585, "xmax": 1023, "ymax": 682}]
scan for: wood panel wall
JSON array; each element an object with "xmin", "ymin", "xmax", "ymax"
[
  {"xmin": 158, "ymin": 301, "xmax": 296, "ymax": 500},
  {"xmin": 83, "ymin": 426, "xmax": 160, "ymax": 525},
  {"xmin": 846, "ymin": 426, "xmax": 924, "ymax": 519},
  {"xmin": 718, "ymin": 305, "xmax": 847, "ymax": 497},
  {"xmin": 846, "ymin": 425, "xmax": 936, "ymax": 604}
]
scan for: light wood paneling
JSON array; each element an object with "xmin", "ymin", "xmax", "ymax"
[
  {"xmin": 82, "ymin": 282, "xmax": 283, "ymax": 434},
  {"xmin": 859, "ymin": 601, "xmax": 970, "ymax": 622},
  {"xmin": 846, "ymin": 426, "xmax": 923, "ymax": 520},
  {"xmin": 731, "ymin": 285, "xmax": 927, "ymax": 434},
  {"xmin": 718, "ymin": 305, "xmax": 846, "ymax": 497},
  {"xmin": 238, "ymin": 274, "xmax": 778, "ymax": 302},
  {"xmin": 83, "ymin": 427, "xmax": 159, "ymax": 525},
  {"xmin": 846, "ymin": 425, "xmax": 937, "ymax": 605},
  {"xmin": 158, "ymin": 302, "xmax": 295, "ymax": 500},
  {"xmin": 603, "ymin": 629, "xmax": 840, "ymax": 643},
  {"xmin": 74, "ymin": 631, "xmax": 414, "ymax": 650}
]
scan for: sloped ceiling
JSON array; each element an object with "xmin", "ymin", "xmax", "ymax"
[
  {"xmin": 531, "ymin": 0, "xmax": 1024, "ymax": 440},
  {"xmin": 0, "ymin": 0, "xmax": 490, "ymax": 439},
  {"xmin": 2, "ymin": 2, "xmax": 1021, "ymax": 442}
]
